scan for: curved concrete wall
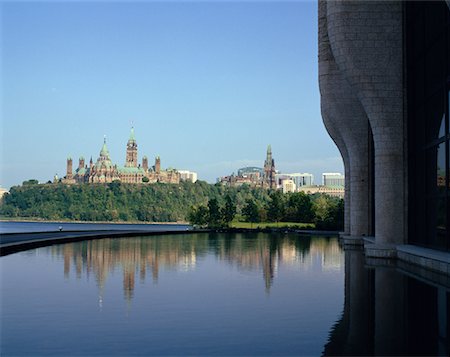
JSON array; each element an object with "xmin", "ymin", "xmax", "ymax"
[
  {"xmin": 318, "ymin": 0, "xmax": 350, "ymax": 234},
  {"xmin": 319, "ymin": 0, "xmax": 370, "ymax": 237},
  {"xmin": 325, "ymin": 1, "xmax": 405, "ymax": 245}
]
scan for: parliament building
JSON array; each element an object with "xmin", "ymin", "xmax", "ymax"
[{"xmin": 62, "ymin": 128, "xmax": 180, "ymax": 185}]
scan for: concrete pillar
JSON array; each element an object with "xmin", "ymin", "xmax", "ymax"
[
  {"xmin": 326, "ymin": 1, "xmax": 405, "ymax": 247},
  {"xmin": 344, "ymin": 247, "xmax": 371, "ymax": 355},
  {"xmin": 319, "ymin": 0, "xmax": 371, "ymax": 238},
  {"xmin": 374, "ymin": 268, "xmax": 406, "ymax": 355}
]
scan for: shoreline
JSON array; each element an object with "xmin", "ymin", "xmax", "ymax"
[{"xmin": 0, "ymin": 218, "xmax": 188, "ymax": 225}]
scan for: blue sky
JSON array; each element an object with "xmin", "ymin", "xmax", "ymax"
[{"xmin": 1, "ymin": 0, "xmax": 343, "ymax": 189}]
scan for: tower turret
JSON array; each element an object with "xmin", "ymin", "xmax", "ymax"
[
  {"xmin": 125, "ymin": 126, "xmax": 138, "ymax": 167},
  {"xmin": 78, "ymin": 157, "xmax": 85, "ymax": 169},
  {"xmin": 66, "ymin": 157, "xmax": 73, "ymax": 179},
  {"xmin": 263, "ymin": 145, "xmax": 276, "ymax": 189},
  {"xmin": 155, "ymin": 156, "xmax": 161, "ymax": 174},
  {"xmin": 142, "ymin": 156, "xmax": 148, "ymax": 171}
]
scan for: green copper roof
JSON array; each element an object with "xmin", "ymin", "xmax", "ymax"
[
  {"xmin": 100, "ymin": 137, "xmax": 110, "ymax": 158},
  {"xmin": 267, "ymin": 144, "xmax": 272, "ymax": 153},
  {"xmin": 76, "ymin": 167, "xmax": 86, "ymax": 175},
  {"xmin": 118, "ymin": 166, "xmax": 145, "ymax": 174}
]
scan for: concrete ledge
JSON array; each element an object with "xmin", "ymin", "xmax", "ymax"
[
  {"xmin": 364, "ymin": 243, "xmax": 397, "ymax": 259},
  {"xmin": 396, "ymin": 245, "xmax": 450, "ymax": 275},
  {"xmin": 0, "ymin": 229, "xmax": 208, "ymax": 257},
  {"xmin": 340, "ymin": 235, "xmax": 364, "ymax": 246}
]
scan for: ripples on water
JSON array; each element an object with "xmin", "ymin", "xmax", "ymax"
[{"xmin": 1, "ymin": 233, "xmax": 344, "ymax": 356}]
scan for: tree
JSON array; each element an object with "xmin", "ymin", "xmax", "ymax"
[
  {"xmin": 207, "ymin": 198, "xmax": 222, "ymax": 228},
  {"xmin": 267, "ymin": 190, "xmax": 285, "ymax": 224},
  {"xmin": 242, "ymin": 199, "xmax": 259, "ymax": 228},
  {"xmin": 142, "ymin": 176, "xmax": 149, "ymax": 183},
  {"xmin": 313, "ymin": 195, "xmax": 344, "ymax": 230},
  {"xmin": 22, "ymin": 179, "xmax": 39, "ymax": 186},
  {"xmin": 187, "ymin": 205, "xmax": 209, "ymax": 226},
  {"xmin": 221, "ymin": 195, "xmax": 236, "ymax": 227},
  {"xmin": 286, "ymin": 192, "xmax": 314, "ymax": 223}
]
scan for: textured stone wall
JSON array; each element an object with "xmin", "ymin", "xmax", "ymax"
[
  {"xmin": 319, "ymin": 0, "xmax": 371, "ymax": 237},
  {"xmin": 322, "ymin": 0, "xmax": 405, "ymax": 245}
]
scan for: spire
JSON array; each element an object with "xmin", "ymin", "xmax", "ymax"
[
  {"xmin": 267, "ymin": 144, "xmax": 272, "ymax": 154},
  {"xmin": 100, "ymin": 136, "xmax": 110, "ymax": 158},
  {"xmin": 129, "ymin": 126, "xmax": 136, "ymax": 142}
]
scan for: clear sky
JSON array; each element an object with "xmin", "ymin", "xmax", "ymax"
[{"xmin": 1, "ymin": 0, "xmax": 343, "ymax": 189}]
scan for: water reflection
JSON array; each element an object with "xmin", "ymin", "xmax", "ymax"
[
  {"xmin": 49, "ymin": 233, "xmax": 343, "ymax": 301},
  {"xmin": 323, "ymin": 246, "xmax": 450, "ymax": 356}
]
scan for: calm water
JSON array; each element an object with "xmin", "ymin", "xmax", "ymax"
[
  {"xmin": 0, "ymin": 221, "xmax": 190, "ymax": 233},
  {"xmin": 1, "ymin": 232, "xmax": 449, "ymax": 356},
  {"xmin": 1, "ymin": 233, "xmax": 344, "ymax": 356}
]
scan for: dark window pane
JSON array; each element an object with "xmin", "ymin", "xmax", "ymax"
[
  {"xmin": 426, "ymin": 198, "xmax": 447, "ymax": 249},
  {"xmin": 439, "ymin": 113, "xmax": 445, "ymax": 138},
  {"xmin": 426, "ymin": 92, "xmax": 446, "ymax": 143},
  {"xmin": 437, "ymin": 142, "xmax": 446, "ymax": 191},
  {"xmin": 425, "ymin": 38, "xmax": 446, "ymax": 96},
  {"xmin": 448, "ymin": 90, "xmax": 450, "ymax": 134},
  {"xmin": 426, "ymin": 144, "xmax": 446, "ymax": 196}
]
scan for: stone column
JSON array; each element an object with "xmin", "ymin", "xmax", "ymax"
[
  {"xmin": 326, "ymin": 1, "xmax": 405, "ymax": 248},
  {"xmin": 319, "ymin": 0, "xmax": 371, "ymax": 238}
]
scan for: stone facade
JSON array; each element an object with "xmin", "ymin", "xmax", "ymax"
[
  {"xmin": 262, "ymin": 145, "xmax": 277, "ymax": 189},
  {"xmin": 319, "ymin": 1, "xmax": 450, "ymax": 272},
  {"xmin": 62, "ymin": 128, "xmax": 180, "ymax": 185}
]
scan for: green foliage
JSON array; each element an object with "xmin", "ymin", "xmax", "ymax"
[
  {"xmin": 142, "ymin": 176, "xmax": 149, "ymax": 183},
  {"xmin": 242, "ymin": 199, "xmax": 260, "ymax": 227},
  {"xmin": 207, "ymin": 198, "xmax": 221, "ymax": 228},
  {"xmin": 187, "ymin": 205, "xmax": 209, "ymax": 226},
  {"xmin": 267, "ymin": 190, "xmax": 285, "ymax": 223},
  {"xmin": 0, "ymin": 181, "xmax": 344, "ymax": 229},
  {"xmin": 221, "ymin": 195, "xmax": 236, "ymax": 227},
  {"xmin": 313, "ymin": 195, "xmax": 344, "ymax": 230},
  {"xmin": 22, "ymin": 179, "xmax": 39, "ymax": 186}
]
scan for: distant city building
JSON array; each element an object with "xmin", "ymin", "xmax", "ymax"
[
  {"xmin": 282, "ymin": 179, "xmax": 296, "ymax": 194},
  {"xmin": 237, "ymin": 167, "xmax": 264, "ymax": 181},
  {"xmin": 62, "ymin": 127, "xmax": 180, "ymax": 185},
  {"xmin": 218, "ymin": 145, "xmax": 276, "ymax": 189},
  {"xmin": 290, "ymin": 173, "xmax": 314, "ymax": 187},
  {"xmin": 263, "ymin": 145, "xmax": 277, "ymax": 189},
  {"xmin": 178, "ymin": 170, "xmax": 198, "ymax": 183},
  {"xmin": 322, "ymin": 173, "xmax": 345, "ymax": 187},
  {"xmin": 275, "ymin": 173, "xmax": 314, "ymax": 189},
  {"xmin": 298, "ymin": 185, "xmax": 345, "ymax": 199}
]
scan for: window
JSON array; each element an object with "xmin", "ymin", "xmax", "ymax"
[{"xmin": 407, "ymin": 1, "xmax": 450, "ymax": 251}]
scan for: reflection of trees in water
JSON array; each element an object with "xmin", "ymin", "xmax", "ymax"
[{"xmin": 51, "ymin": 233, "xmax": 342, "ymax": 301}]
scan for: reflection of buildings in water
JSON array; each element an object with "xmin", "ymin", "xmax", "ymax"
[
  {"xmin": 279, "ymin": 238, "xmax": 344, "ymax": 272},
  {"xmin": 215, "ymin": 235, "xmax": 343, "ymax": 292},
  {"xmin": 55, "ymin": 237, "xmax": 203, "ymax": 302},
  {"xmin": 53, "ymin": 234, "xmax": 343, "ymax": 300}
]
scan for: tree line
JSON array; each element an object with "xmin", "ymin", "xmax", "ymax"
[
  {"xmin": 187, "ymin": 189, "xmax": 344, "ymax": 230},
  {"xmin": 0, "ymin": 179, "xmax": 343, "ymax": 230}
]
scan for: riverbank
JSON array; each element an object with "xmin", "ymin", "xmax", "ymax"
[{"xmin": 0, "ymin": 217, "xmax": 188, "ymax": 225}]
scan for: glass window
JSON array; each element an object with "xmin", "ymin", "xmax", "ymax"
[
  {"xmin": 439, "ymin": 113, "xmax": 445, "ymax": 138},
  {"xmin": 426, "ymin": 198, "xmax": 447, "ymax": 250},
  {"xmin": 407, "ymin": 1, "xmax": 449, "ymax": 251},
  {"xmin": 437, "ymin": 142, "xmax": 446, "ymax": 192},
  {"xmin": 426, "ymin": 92, "xmax": 445, "ymax": 143},
  {"xmin": 425, "ymin": 144, "xmax": 446, "ymax": 196}
]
